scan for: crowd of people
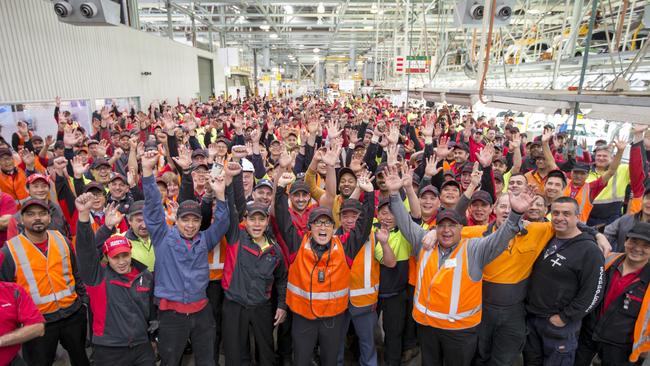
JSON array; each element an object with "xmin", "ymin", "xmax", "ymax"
[{"xmin": 0, "ymin": 94, "xmax": 648, "ymax": 366}]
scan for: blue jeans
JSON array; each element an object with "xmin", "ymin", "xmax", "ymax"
[{"xmin": 337, "ymin": 305, "xmax": 378, "ymax": 366}]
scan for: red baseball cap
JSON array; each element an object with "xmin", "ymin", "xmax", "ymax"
[
  {"xmin": 102, "ymin": 235, "xmax": 132, "ymax": 258},
  {"xmin": 26, "ymin": 174, "xmax": 49, "ymax": 186}
]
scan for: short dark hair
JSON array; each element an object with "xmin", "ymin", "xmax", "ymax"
[
  {"xmin": 552, "ymin": 196, "xmax": 580, "ymax": 214},
  {"xmin": 546, "ymin": 170, "xmax": 567, "ymax": 187}
]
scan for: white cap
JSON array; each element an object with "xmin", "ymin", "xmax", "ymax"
[{"xmin": 241, "ymin": 158, "xmax": 254, "ymax": 173}]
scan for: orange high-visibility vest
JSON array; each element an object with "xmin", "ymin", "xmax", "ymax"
[
  {"xmin": 604, "ymin": 253, "xmax": 650, "ymax": 362},
  {"xmin": 208, "ymin": 238, "xmax": 227, "ymax": 281},
  {"xmin": 413, "ymin": 239, "xmax": 482, "ymax": 330},
  {"xmin": 287, "ymin": 234, "xmax": 350, "ymax": 319},
  {"xmin": 564, "ymin": 183, "xmax": 593, "ymax": 223},
  {"xmin": 349, "ymin": 235, "xmax": 380, "ymax": 307},
  {"xmin": 409, "ymin": 219, "xmax": 436, "ymax": 286},
  {"xmin": 6, "ymin": 231, "xmax": 78, "ymax": 315}
]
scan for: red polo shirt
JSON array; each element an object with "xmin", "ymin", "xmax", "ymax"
[
  {"xmin": 0, "ymin": 282, "xmax": 45, "ymax": 365},
  {"xmin": 602, "ymin": 266, "xmax": 643, "ymax": 315}
]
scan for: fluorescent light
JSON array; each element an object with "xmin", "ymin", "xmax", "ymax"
[
  {"xmin": 260, "ymin": 24, "xmax": 270, "ymax": 31},
  {"xmin": 364, "ymin": 25, "xmax": 373, "ymax": 30},
  {"xmin": 317, "ymin": 2, "xmax": 325, "ymax": 14},
  {"xmin": 313, "ymin": 48, "xmax": 320, "ymax": 53},
  {"xmin": 269, "ymin": 33, "xmax": 278, "ymax": 39},
  {"xmin": 284, "ymin": 5, "xmax": 294, "ymax": 14}
]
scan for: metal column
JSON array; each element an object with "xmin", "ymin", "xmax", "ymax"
[{"xmin": 166, "ymin": 0, "xmax": 173, "ymax": 40}]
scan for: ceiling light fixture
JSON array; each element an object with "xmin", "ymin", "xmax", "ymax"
[
  {"xmin": 284, "ymin": 5, "xmax": 294, "ymax": 14},
  {"xmin": 269, "ymin": 33, "xmax": 278, "ymax": 39},
  {"xmin": 260, "ymin": 24, "xmax": 270, "ymax": 31},
  {"xmin": 317, "ymin": 2, "xmax": 325, "ymax": 14},
  {"xmin": 313, "ymin": 48, "xmax": 320, "ymax": 53}
]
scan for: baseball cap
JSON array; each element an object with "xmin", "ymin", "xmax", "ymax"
[
  {"xmin": 191, "ymin": 149, "xmax": 208, "ymax": 158},
  {"xmin": 460, "ymin": 163, "xmax": 474, "ymax": 174},
  {"xmin": 102, "ymin": 235, "xmax": 132, "ymax": 258},
  {"xmin": 254, "ymin": 179, "xmax": 274, "ymax": 191},
  {"xmin": 470, "ymin": 190, "xmax": 493, "ymax": 205},
  {"xmin": 87, "ymin": 139, "xmax": 99, "ymax": 146},
  {"xmin": 26, "ymin": 174, "xmax": 49, "ymax": 186},
  {"xmin": 337, "ymin": 167, "xmax": 356, "ymax": 181},
  {"xmin": 84, "ymin": 182, "xmax": 104, "ymax": 193},
  {"xmin": 436, "ymin": 209, "xmax": 466, "ymax": 226},
  {"xmin": 493, "ymin": 172, "xmax": 504, "ymax": 183},
  {"xmin": 177, "ymin": 200, "xmax": 202, "ymax": 219},
  {"xmin": 418, "ymin": 185, "xmax": 440, "ymax": 197},
  {"xmin": 109, "ymin": 172, "xmax": 127, "ymax": 183},
  {"xmin": 340, "ymin": 199, "xmax": 362, "ymax": 214},
  {"xmin": 192, "ymin": 163, "xmax": 209, "ymax": 171},
  {"xmin": 32, "ymin": 135, "xmax": 43, "ymax": 143},
  {"xmin": 289, "ymin": 180, "xmax": 310, "ymax": 195},
  {"xmin": 20, "ymin": 198, "xmax": 49, "ymax": 215},
  {"xmin": 91, "ymin": 158, "xmax": 111, "ymax": 169},
  {"xmin": 246, "ymin": 202, "xmax": 269, "ymax": 217},
  {"xmin": 128, "ymin": 200, "xmax": 144, "ymax": 216},
  {"xmin": 451, "ymin": 142, "xmax": 470, "ymax": 153},
  {"xmin": 378, "ymin": 197, "xmax": 390, "ymax": 210},
  {"xmin": 375, "ymin": 162, "xmax": 388, "ymax": 175},
  {"xmin": 155, "ymin": 177, "xmax": 168, "ymax": 187},
  {"xmin": 626, "ymin": 222, "xmax": 650, "ymax": 243},
  {"xmin": 241, "ymin": 158, "xmax": 254, "ymax": 173},
  {"xmin": 571, "ymin": 163, "xmax": 590, "ymax": 172},
  {"xmin": 308, "ymin": 206, "xmax": 334, "ymax": 224},
  {"xmin": 441, "ymin": 179, "xmax": 462, "ymax": 191}
]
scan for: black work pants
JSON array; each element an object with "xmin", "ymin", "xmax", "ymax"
[
  {"xmin": 292, "ymin": 312, "xmax": 346, "ymax": 366},
  {"xmin": 575, "ymin": 326, "xmax": 642, "ymax": 366},
  {"xmin": 93, "ymin": 343, "xmax": 156, "ymax": 366},
  {"xmin": 417, "ymin": 324, "xmax": 478, "ymax": 366},
  {"xmin": 222, "ymin": 298, "xmax": 275, "ymax": 366},
  {"xmin": 402, "ymin": 284, "xmax": 418, "ymax": 351},
  {"xmin": 377, "ymin": 290, "xmax": 407, "ymax": 366},
  {"xmin": 158, "ymin": 304, "xmax": 216, "ymax": 366},
  {"xmin": 206, "ymin": 280, "xmax": 224, "ymax": 364},
  {"xmin": 22, "ymin": 307, "xmax": 90, "ymax": 366},
  {"xmin": 475, "ymin": 302, "xmax": 527, "ymax": 366},
  {"xmin": 523, "ymin": 315, "xmax": 581, "ymax": 366}
]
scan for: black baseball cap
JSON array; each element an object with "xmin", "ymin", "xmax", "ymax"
[
  {"xmin": 289, "ymin": 180, "xmax": 310, "ymax": 195},
  {"xmin": 451, "ymin": 142, "xmax": 470, "ymax": 153},
  {"xmin": 91, "ymin": 158, "xmax": 111, "ymax": 169},
  {"xmin": 109, "ymin": 172, "xmax": 127, "ymax": 183},
  {"xmin": 470, "ymin": 190, "xmax": 493, "ymax": 205},
  {"xmin": 191, "ymin": 149, "xmax": 208, "ymax": 158},
  {"xmin": 254, "ymin": 179, "xmax": 274, "ymax": 191},
  {"xmin": 337, "ymin": 167, "xmax": 357, "ymax": 182},
  {"xmin": 571, "ymin": 163, "xmax": 590, "ymax": 172},
  {"xmin": 308, "ymin": 206, "xmax": 334, "ymax": 224},
  {"xmin": 340, "ymin": 199, "xmax": 362, "ymax": 214},
  {"xmin": 441, "ymin": 179, "xmax": 461, "ymax": 191},
  {"xmin": 177, "ymin": 200, "xmax": 201, "ymax": 219},
  {"xmin": 246, "ymin": 202, "xmax": 269, "ymax": 217},
  {"xmin": 20, "ymin": 198, "xmax": 49, "ymax": 215},
  {"xmin": 460, "ymin": 163, "xmax": 474, "ymax": 174},
  {"xmin": 419, "ymin": 185, "xmax": 440, "ymax": 197},
  {"xmin": 626, "ymin": 222, "xmax": 650, "ymax": 243},
  {"xmin": 436, "ymin": 209, "xmax": 466, "ymax": 226},
  {"xmin": 128, "ymin": 200, "xmax": 144, "ymax": 216},
  {"xmin": 378, "ymin": 197, "xmax": 390, "ymax": 210},
  {"xmin": 84, "ymin": 182, "xmax": 104, "ymax": 193}
]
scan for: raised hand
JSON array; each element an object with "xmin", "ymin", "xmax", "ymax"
[
  {"xmin": 476, "ymin": 143, "xmax": 495, "ymax": 168},
  {"xmin": 469, "ymin": 162, "xmax": 483, "ymax": 187},
  {"xmin": 542, "ymin": 130, "xmax": 553, "ymax": 144},
  {"xmin": 613, "ymin": 138, "xmax": 627, "ymax": 152},
  {"xmin": 277, "ymin": 172, "xmax": 295, "ymax": 188},
  {"xmin": 209, "ymin": 175, "xmax": 226, "ymax": 199},
  {"xmin": 356, "ymin": 170, "xmax": 375, "ymax": 193},
  {"xmin": 349, "ymin": 155, "xmax": 365, "ymax": 174},
  {"xmin": 383, "ymin": 164, "xmax": 403, "ymax": 194},
  {"xmin": 509, "ymin": 186, "xmax": 535, "ymax": 214},
  {"xmin": 386, "ymin": 124, "xmax": 400, "ymax": 145},
  {"xmin": 375, "ymin": 226, "xmax": 390, "ymax": 245},
  {"xmin": 52, "ymin": 156, "xmax": 68, "ymax": 176},
  {"xmin": 141, "ymin": 150, "xmax": 159, "ymax": 174},
  {"xmin": 400, "ymin": 163, "xmax": 414, "ymax": 188},
  {"xmin": 306, "ymin": 119, "xmax": 320, "ymax": 135},
  {"xmin": 424, "ymin": 155, "xmax": 442, "ymax": 178},
  {"xmin": 71, "ymin": 155, "xmax": 89, "ymax": 178},
  {"xmin": 510, "ymin": 133, "xmax": 521, "ymax": 149},
  {"xmin": 113, "ymin": 148, "xmax": 124, "ymax": 160},
  {"xmin": 20, "ymin": 149, "xmax": 35, "ymax": 168},
  {"xmin": 326, "ymin": 120, "xmax": 342, "ymax": 140},
  {"xmin": 321, "ymin": 143, "xmax": 341, "ymax": 167},
  {"xmin": 223, "ymin": 161, "xmax": 242, "ymax": 186},
  {"xmin": 172, "ymin": 146, "xmax": 192, "ymax": 171},
  {"xmin": 96, "ymin": 140, "xmax": 109, "ymax": 157},
  {"xmin": 75, "ymin": 192, "xmax": 95, "ymax": 214},
  {"xmin": 231, "ymin": 145, "xmax": 248, "ymax": 160},
  {"xmin": 435, "ymin": 136, "xmax": 451, "ymax": 160},
  {"xmin": 250, "ymin": 128, "xmax": 261, "ymax": 143},
  {"xmin": 104, "ymin": 202, "xmax": 125, "ymax": 229},
  {"xmin": 63, "ymin": 127, "xmax": 78, "ymax": 147},
  {"xmin": 166, "ymin": 200, "xmax": 179, "ymax": 223},
  {"xmin": 420, "ymin": 122, "xmax": 434, "ymax": 138},
  {"xmin": 278, "ymin": 150, "xmax": 295, "ymax": 169},
  {"xmin": 386, "ymin": 144, "xmax": 398, "ymax": 166},
  {"xmin": 421, "ymin": 228, "xmax": 438, "ymax": 251}
]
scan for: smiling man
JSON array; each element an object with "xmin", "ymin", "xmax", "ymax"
[{"xmin": 525, "ymin": 197, "xmax": 605, "ymax": 366}]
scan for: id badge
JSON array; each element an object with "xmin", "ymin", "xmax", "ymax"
[{"xmin": 444, "ymin": 258, "xmax": 457, "ymax": 268}]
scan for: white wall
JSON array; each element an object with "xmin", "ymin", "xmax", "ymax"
[{"xmin": 0, "ymin": 0, "xmax": 219, "ymax": 108}]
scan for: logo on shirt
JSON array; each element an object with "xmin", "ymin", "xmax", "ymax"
[{"xmin": 550, "ymin": 254, "xmax": 566, "ymax": 267}]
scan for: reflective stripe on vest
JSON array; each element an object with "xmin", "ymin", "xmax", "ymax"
[
  {"xmin": 588, "ymin": 165, "xmax": 629, "ymax": 205},
  {"xmin": 8, "ymin": 232, "xmax": 75, "ymax": 307},
  {"xmin": 413, "ymin": 241, "xmax": 482, "ymax": 329},
  {"xmin": 287, "ymin": 283, "xmax": 349, "ymax": 300},
  {"xmin": 349, "ymin": 238, "xmax": 379, "ymax": 298},
  {"xmin": 413, "ymin": 243, "xmax": 481, "ymax": 323},
  {"xmin": 209, "ymin": 247, "xmax": 224, "ymax": 270}
]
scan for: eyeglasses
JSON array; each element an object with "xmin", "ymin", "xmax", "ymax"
[{"xmin": 312, "ymin": 219, "xmax": 333, "ymax": 228}]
